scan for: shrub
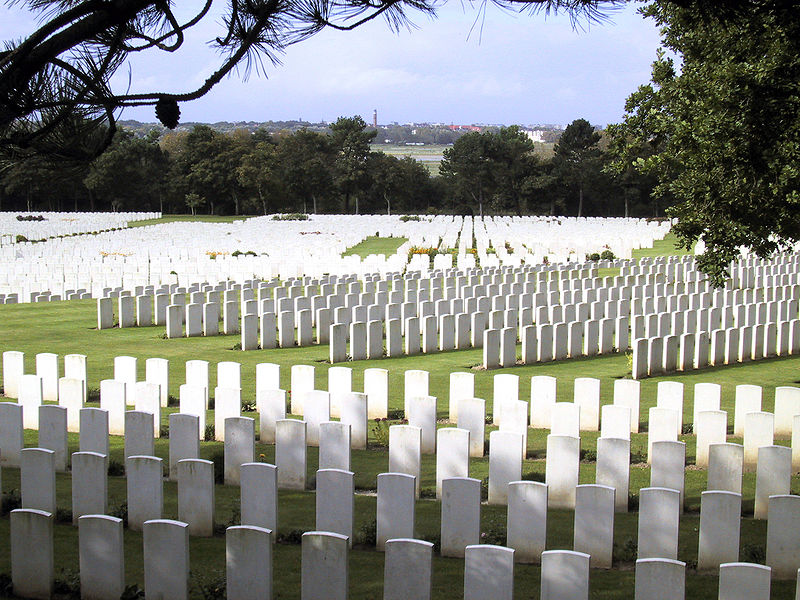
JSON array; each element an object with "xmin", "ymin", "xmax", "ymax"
[
  {"xmin": 109, "ymin": 502, "xmax": 128, "ymax": 527},
  {"xmin": 600, "ymin": 249, "xmax": 616, "ymax": 260},
  {"xmin": 613, "ymin": 537, "xmax": 638, "ymax": 564},
  {"xmin": 205, "ymin": 424, "xmax": 215, "ymax": 441},
  {"xmin": 741, "ymin": 543, "xmax": 766, "ymax": 564},
  {"xmin": 399, "ymin": 215, "xmax": 421, "ymax": 222},
  {"xmin": 371, "ymin": 418, "xmax": 391, "ymax": 447},
  {"xmin": 521, "ymin": 471, "xmax": 546, "ymax": 483},
  {"xmin": 277, "ymin": 529, "xmax": 304, "ymax": 544},
  {"xmin": 357, "ymin": 519, "xmax": 377, "ymax": 546},
  {"xmin": 0, "ymin": 574, "xmax": 13, "ymax": 596},
  {"xmin": 193, "ymin": 570, "xmax": 226, "ymax": 600},
  {"xmin": 55, "ymin": 508, "xmax": 73, "ymax": 524},
  {"xmin": 1, "ymin": 490, "xmax": 21, "ymax": 514},
  {"xmin": 480, "ymin": 515, "xmax": 506, "ymax": 546},
  {"xmin": 53, "ymin": 568, "xmax": 81, "ymax": 598},
  {"xmin": 107, "ymin": 459, "xmax": 125, "ymax": 476},
  {"xmin": 586, "ymin": 252, "xmax": 601, "ymax": 261},
  {"xmin": 210, "ymin": 449, "xmax": 225, "ymax": 483},
  {"xmin": 120, "ymin": 584, "xmax": 145, "ymax": 600},
  {"xmin": 15, "ymin": 234, "xmax": 28, "ymax": 243}
]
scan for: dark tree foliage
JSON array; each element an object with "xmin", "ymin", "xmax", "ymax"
[
  {"xmin": 330, "ymin": 115, "xmax": 377, "ymax": 214},
  {"xmin": 552, "ymin": 118, "xmax": 602, "ymax": 218},
  {"xmin": 609, "ymin": 0, "xmax": 800, "ymax": 284}
]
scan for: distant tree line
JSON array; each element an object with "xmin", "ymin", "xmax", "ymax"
[{"xmin": 0, "ymin": 115, "xmax": 663, "ymax": 218}]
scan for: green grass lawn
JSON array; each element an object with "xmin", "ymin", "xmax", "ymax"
[
  {"xmin": 632, "ymin": 232, "xmax": 693, "ymax": 259},
  {"xmin": 342, "ymin": 236, "xmax": 408, "ymax": 258},
  {"xmin": 0, "ymin": 291, "xmax": 798, "ymax": 596}
]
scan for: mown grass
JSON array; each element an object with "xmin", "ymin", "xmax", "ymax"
[
  {"xmin": 342, "ymin": 236, "xmax": 409, "ymax": 258},
  {"xmin": 632, "ymin": 232, "xmax": 693, "ymax": 259}
]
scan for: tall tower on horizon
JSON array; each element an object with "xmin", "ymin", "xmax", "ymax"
[{"xmin": 373, "ymin": 109, "xmax": 377, "ymax": 128}]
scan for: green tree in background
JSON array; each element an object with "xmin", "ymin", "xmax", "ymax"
[
  {"xmin": 84, "ymin": 129, "xmax": 168, "ymax": 212},
  {"xmin": 366, "ymin": 153, "xmax": 434, "ymax": 215},
  {"xmin": 489, "ymin": 125, "xmax": 539, "ymax": 216},
  {"xmin": 439, "ymin": 132, "xmax": 495, "ymax": 217},
  {"xmin": 177, "ymin": 125, "xmax": 250, "ymax": 215},
  {"xmin": 553, "ymin": 118, "xmax": 601, "ymax": 218},
  {"xmin": 273, "ymin": 129, "xmax": 335, "ymax": 214},
  {"xmin": 330, "ymin": 116, "xmax": 377, "ymax": 214},
  {"xmin": 609, "ymin": 0, "xmax": 800, "ymax": 284},
  {"xmin": 237, "ymin": 137, "xmax": 279, "ymax": 215}
]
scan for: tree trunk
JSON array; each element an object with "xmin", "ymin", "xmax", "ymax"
[
  {"xmin": 312, "ymin": 195, "xmax": 317, "ymax": 215},
  {"xmin": 233, "ymin": 190, "xmax": 240, "ymax": 215},
  {"xmin": 354, "ymin": 196, "xmax": 359, "ymax": 214},
  {"xmin": 624, "ymin": 191, "xmax": 630, "ymax": 218},
  {"xmin": 577, "ymin": 185, "xmax": 584, "ymax": 217}
]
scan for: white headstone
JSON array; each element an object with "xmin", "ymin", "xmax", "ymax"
[
  {"xmin": 637, "ymin": 487, "xmax": 680, "ymax": 560},
  {"xmin": 546, "ymin": 435, "xmax": 580, "ymax": 510},
  {"xmin": 697, "ymin": 490, "xmax": 742, "ymax": 572},
  {"xmin": 276, "ymin": 419, "xmax": 307, "ymax": 490},
  {"xmin": 142, "ymin": 520, "xmax": 190, "ymax": 600},
  {"xmin": 78, "ymin": 515, "xmax": 124, "ymax": 600},
  {"xmin": 226, "ymin": 525, "xmax": 273, "ymax": 600},
  {"xmin": 177, "ymin": 458, "xmax": 215, "ymax": 536},
  {"xmin": 377, "ymin": 472, "xmax": 416, "ymax": 550},
  {"xmin": 540, "ymin": 550, "xmax": 590, "ymax": 600},
  {"xmin": 766, "ymin": 494, "xmax": 800, "ymax": 579}
]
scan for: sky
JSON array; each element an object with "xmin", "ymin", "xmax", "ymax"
[{"xmin": 1, "ymin": 1, "xmax": 663, "ymax": 127}]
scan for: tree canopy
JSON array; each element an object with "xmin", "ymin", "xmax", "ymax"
[{"xmin": 609, "ymin": 0, "xmax": 800, "ymax": 284}]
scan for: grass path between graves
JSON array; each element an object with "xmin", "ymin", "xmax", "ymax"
[
  {"xmin": 1, "ymin": 299, "xmax": 799, "ymax": 598},
  {"xmin": 633, "ymin": 232, "xmax": 693, "ymax": 259},
  {"xmin": 342, "ymin": 236, "xmax": 409, "ymax": 259}
]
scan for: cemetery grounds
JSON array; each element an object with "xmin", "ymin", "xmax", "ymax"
[{"xmin": 0, "ymin": 226, "xmax": 799, "ymax": 598}]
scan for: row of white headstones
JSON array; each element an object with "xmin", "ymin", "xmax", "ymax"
[
  {"xmin": 2, "ymin": 351, "xmax": 800, "ymax": 597},
  {"xmin": 0, "ymin": 214, "xmax": 672, "ymax": 299},
  {"xmin": 95, "ymin": 251, "xmax": 800, "ymax": 385}
]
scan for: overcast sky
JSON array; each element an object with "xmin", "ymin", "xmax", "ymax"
[{"xmin": 2, "ymin": 1, "xmax": 663, "ymax": 127}]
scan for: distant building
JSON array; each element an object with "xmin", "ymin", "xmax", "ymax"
[
  {"xmin": 447, "ymin": 125, "xmax": 482, "ymax": 132},
  {"xmin": 523, "ymin": 129, "xmax": 545, "ymax": 143}
]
